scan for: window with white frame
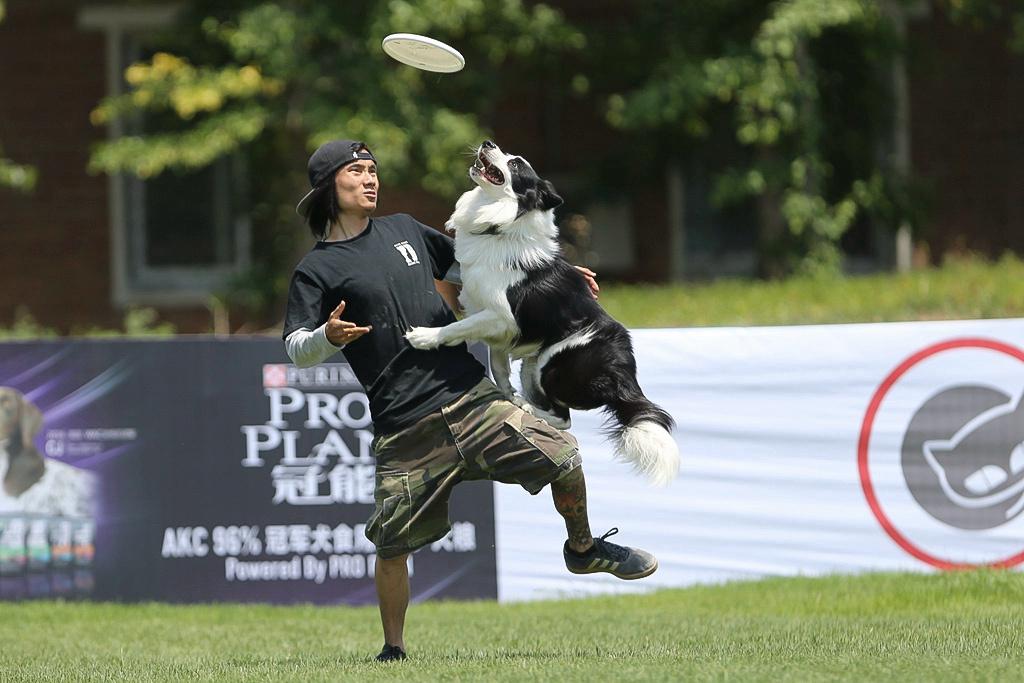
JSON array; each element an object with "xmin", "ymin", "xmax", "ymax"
[{"xmin": 80, "ymin": 6, "xmax": 250, "ymax": 306}]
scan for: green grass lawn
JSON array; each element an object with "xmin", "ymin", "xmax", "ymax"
[
  {"xmin": 601, "ymin": 255, "xmax": 1024, "ymax": 329},
  {"xmin": 3, "ymin": 571, "xmax": 1022, "ymax": 682}
]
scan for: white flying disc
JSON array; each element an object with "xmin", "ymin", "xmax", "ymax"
[{"xmin": 382, "ymin": 33, "xmax": 465, "ymax": 73}]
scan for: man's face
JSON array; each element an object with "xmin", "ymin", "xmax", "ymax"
[{"xmin": 334, "ymin": 159, "xmax": 379, "ymax": 215}]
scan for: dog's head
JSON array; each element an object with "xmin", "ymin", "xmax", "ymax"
[
  {"xmin": 0, "ymin": 386, "xmax": 41, "ymax": 454},
  {"xmin": 469, "ymin": 141, "xmax": 563, "ymax": 219},
  {"xmin": 0, "ymin": 386, "xmax": 45, "ymax": 496}
]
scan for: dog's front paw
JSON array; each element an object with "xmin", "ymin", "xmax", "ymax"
[{"xmin": 405, "ymin": 326, "xmax": 446, "ymax": 349}]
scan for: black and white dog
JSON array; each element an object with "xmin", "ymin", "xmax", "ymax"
[{"xmin": 405, "ymin": 141, "xmax": 679, "ymax": 485}]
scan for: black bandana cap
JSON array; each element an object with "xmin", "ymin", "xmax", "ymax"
[{"xmin": 295, "ymin": 139, "xmax": 376, "ymax": 216}]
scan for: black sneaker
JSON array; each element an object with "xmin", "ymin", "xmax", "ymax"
[
  {"xmin": 375, "ymin": 644, "xmax": 407, "ymax": 662},
  {"xmin": 563, "ymin": 528, "xmax": 658, "ymax": 580}
]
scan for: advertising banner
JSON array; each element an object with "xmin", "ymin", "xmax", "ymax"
[
  {"xmin": 0, "ymin": 339, "xmax": 496, "ymax": 604},
  {"xmin": 495, "ymin": 319, "xmax": 1024, "ymax": 602}
]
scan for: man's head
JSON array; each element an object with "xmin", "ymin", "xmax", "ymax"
[{"xmin": 296, "ymin": 140, "xmax": 379, "ymax": 239}]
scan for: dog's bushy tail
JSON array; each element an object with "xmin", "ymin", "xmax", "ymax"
[{"xmin": 604, "ymin": 387, "xmax": 680, "ymax": 487}]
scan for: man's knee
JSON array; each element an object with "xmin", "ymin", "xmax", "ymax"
[{"xmin": 554, "ymin": 462, "xmax": 585, "ymax": 485}]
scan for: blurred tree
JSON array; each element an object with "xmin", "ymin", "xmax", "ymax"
[
  {"xmin": 89, "ymin": 0, "xmax": 583, "ymax": 321},
  {"xmin": 89, "ymin": 0, "xmax": 1024, "ymax": 292},
  {"xmin": 598, "ymin": 0, "xmax": 1024, "ymax": 277},
  {"xmin": 940, "ymin": 0, "xmax": 1024, "ymax": 49},
  {"xmin": 599, "ymin": 0, "xmax": 902, "ymax": 276},
  {"xmin": 0, "ymin": 0, "xmax": 37, "ymax": 192}
]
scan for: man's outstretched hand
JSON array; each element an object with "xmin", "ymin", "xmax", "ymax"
[{"xmin": 325, "ymin": 300, "xmax": 372, "ymax": 346}]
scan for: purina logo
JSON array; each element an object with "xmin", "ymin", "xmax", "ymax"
[
  {"xmin": 393, "ymin": 241, "xmax": 420, "ymax": 266},
  {"xmin": 262, "ymin": 363, "xmax": 361, "ymax": 389},
  {"xmin": 858, "ymin": 338, "xmax": 1024, "ymax": 569}
]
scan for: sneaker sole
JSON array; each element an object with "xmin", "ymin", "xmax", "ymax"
[{"xmin": 567, "ymin": 558, "xmax": 658, "ymax": 580}]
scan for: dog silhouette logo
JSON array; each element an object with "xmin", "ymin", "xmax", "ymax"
[
  {"xmin": 903, "ymin": 386, "xmax": 1024, "ymax": 529},
  {"xmin": 393, "ymin": 241, "xmax": 420, "ymax": 266}
]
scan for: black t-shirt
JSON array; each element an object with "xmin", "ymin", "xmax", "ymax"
[{"xmin": 283, "ymin": 213, "xmax": 485, "ymax": 435}]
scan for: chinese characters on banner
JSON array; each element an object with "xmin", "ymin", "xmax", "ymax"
[{"xmin": 0, "ymin": 340, "xmax": 497, "ymax": 604}]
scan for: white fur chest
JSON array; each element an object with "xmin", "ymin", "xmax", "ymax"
[
  {"xmin": 456, "ymin": 260, "xmax": 525, "ymax": 316},
  {"xmin": 443, "ymin": 185, "xmax": 561, "ymax": 345}
]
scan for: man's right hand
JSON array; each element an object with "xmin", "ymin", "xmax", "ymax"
[{"xmin": 325, "ymin": 300, "xmax": 372, "ymax": 346}]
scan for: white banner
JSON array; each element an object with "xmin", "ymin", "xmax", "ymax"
[{"xmin": 495, "ymin": 318, "xmax": 1024, "ymax": 602}]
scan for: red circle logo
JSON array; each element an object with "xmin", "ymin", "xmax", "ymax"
[{"xmin": 857, "ymin": 337, "xmax": 1024, "ymax": 569}]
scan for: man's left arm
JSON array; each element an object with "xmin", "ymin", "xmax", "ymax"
[
  {"xmin": 435, "ymin": 278, "xmax": 463, "ymax": 315},
  {"xmin": 412, "ymin": 216, "xmax": 465, "ymax": 313},
  {"xmin": 576, "ymin": 266, "xmax": 599, "ymax": 299}
]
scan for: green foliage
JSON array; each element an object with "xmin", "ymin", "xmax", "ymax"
[
  {"xmin": 1, "ymin": 572, "xmax": 1022, "ymax": 680},
  {"xmin": 0, "ymin": 156, "xmax": 37, "ymax": 191},
  {"xmin": 599, "ymin": 253, "xmax": 1024, "ymax": 328},
  {"xmin": 604, "ymin": 0, "xmax": 1024, "ymax": 276},
  {"xmin": 607, "ymin": 0, "xmax": 895, "ymax": 275},
  {"xmin": 92, "ymin": 103, "xmax": 270, "ymax": 178},
  {"xmin": 83, "ymin": 0, "xmax": 1024, "ymax": 318},
  {"xmin": 0, "ymin": 308, "xmax": 176, "ymax": 339},
  {"xmin": 88, "ymin": 1, "xmax": 582, "ymax": 321},
  {"xmin": 0, "ymin": 309, "xmax": 59, "ymax": 341},
  {"xmin": 76, "ymin": 308, "xmax": 178, "ymax": 338},
  {"xmin": 89, "ymin": 0, "xmax": 582, "ymax": 199},
  {"xmin": 940, "ymin": 0, "xmax": 1024, "ymax": 51}
]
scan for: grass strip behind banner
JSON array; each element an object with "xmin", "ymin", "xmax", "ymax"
[{"xmin": 602, "ymin": 254, "xmax": 1024, "ymax": 328}]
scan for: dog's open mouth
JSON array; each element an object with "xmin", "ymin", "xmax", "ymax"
[{"xmin": 473, "ymin": 151, "xmax": 505, "ymax": 185}]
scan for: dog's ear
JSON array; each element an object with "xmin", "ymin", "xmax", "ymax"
[
  {"xmin": 17, "ymin": 393, "xmax": 42, "ymax": 451},
  {"xmin": 517, "ymin": 180, "xmax": 563, "ymax": 218},
  {"xmin": 538, "ymin": 179, "xmax": 563, "ymax": 212}
]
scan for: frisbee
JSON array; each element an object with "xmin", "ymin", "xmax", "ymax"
[{"xmin": 382, "ymin": 33, "xmax": 465, "ymax": 73}]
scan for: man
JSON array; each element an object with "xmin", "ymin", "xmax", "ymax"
[{"xmin": 283, "ymin": 140, "xmax": 657, "ymax": 662}]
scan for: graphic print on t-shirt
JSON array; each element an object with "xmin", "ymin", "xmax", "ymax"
[{"xmin": 393, "ymin": 241, "xmax": 420, "ymax": 266}]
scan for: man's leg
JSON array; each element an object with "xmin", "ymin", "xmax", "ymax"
[
  {"xmin": 375, "ymin": 554, "xmax": 409, "ymax": 651},
  {"xmin": 551, "ymin": 466, "xmax": 594, "ymax": 553},
  {"xmin": 551, "ymin": 464, "xmax": 659, "ymax": 580},
  {"xmin": 445, "ymin": 383, "xmax": 657, "ymax": 582}
]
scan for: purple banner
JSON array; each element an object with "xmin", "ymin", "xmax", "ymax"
[{"xmin": 0, "ymin": 339, "xmax": 497, "ymax": 604}]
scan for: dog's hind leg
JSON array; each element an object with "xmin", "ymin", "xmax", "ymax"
[
  {"xmin": 519, "ymin": 358, "xmax": 571, "ymax": 428},
  {"xmin": 531, "ymin": 401, "xmax": 570, "ymax": 430},
  {"xmin": 519, "ymin": 357, "xmax": 551, "ymax": 410},
  {"xmin": 530, "ymin": 405, "xmax": 571, "ymax": 430},
  {"xmin": 547, "ymin": 401, "xmax": 570, "ymax": 428}
]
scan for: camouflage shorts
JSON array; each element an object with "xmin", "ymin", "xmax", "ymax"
[{"xmin": 364, "ymin": 378, "xmax": 581, "ymax": 559}]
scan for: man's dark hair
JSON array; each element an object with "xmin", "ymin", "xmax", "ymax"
[{"xmin": 305, "ymin": 179, "xmax": 341, "ymax": 240}]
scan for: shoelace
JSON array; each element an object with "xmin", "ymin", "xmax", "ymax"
[{"xmin": 593, "ymin": 527, "xmax": 630, "ymax": 562}]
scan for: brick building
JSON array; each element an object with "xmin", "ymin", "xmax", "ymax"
[
  {"xmin": 907, "ymin": 8, "xmax": 1024, "ymax": 258},
  {"xmin": 1, "ymin": 1, "xmax": 1021, "ymax": 333}
]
